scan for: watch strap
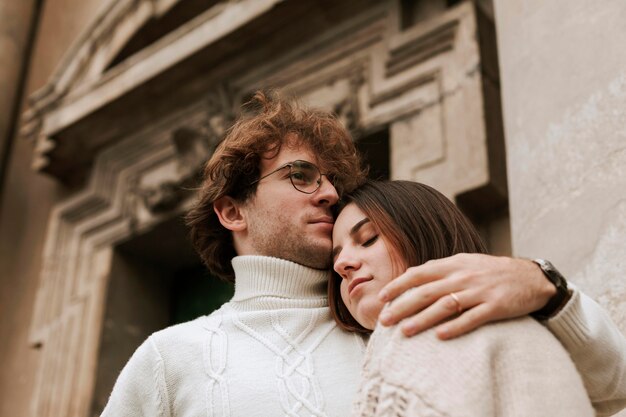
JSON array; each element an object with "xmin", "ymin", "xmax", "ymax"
[{"xmin": 530, "ymin": 259, "xmax": 570, "ymax": 320}]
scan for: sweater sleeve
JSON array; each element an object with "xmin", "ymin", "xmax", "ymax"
[
  {"xmin": 545, "ymin": 286, "xmax": 626, "ymax": 416},
  {"xmin": 100, "ymin": 337, "xmax": 171, "ymax": 417}
]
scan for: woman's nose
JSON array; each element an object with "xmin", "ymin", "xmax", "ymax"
[{"xmin": 334, "ymin": 250, "xmax": 361, "ymax": 278}]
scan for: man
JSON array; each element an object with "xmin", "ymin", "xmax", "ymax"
[{"xmin": 102, "ymin": 92, "xmax": 626, "ymax": 416}]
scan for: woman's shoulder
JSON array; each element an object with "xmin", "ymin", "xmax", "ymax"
[
  {"xmin": 357, "ymin": 317, "xmax": 591, "ymax": 417},
  {"xmin": 372, "ymin": 315, "xmax": 553, "ymax": 346},
  {"xmin": 366, "ymin": 316, "xmax": 564, "ymax": 381}
]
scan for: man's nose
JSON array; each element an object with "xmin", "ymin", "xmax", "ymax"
[{"xmin": 314, "ymin": 175, "xmax": 339, "ymax": 206}]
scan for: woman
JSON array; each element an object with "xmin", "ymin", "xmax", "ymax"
[{"xmin": 329, "ymin": 180, "xmax": 593, "ymax": 417}]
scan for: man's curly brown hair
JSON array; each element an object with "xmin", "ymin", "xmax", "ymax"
[{"xmin": 186, "ymin": 91, "xmax": 367, "ymax": 282}]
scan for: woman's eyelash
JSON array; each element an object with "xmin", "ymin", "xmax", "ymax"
[{"xmin": 362, "ymin": 235, "xmax": 378, "ymax": 247}]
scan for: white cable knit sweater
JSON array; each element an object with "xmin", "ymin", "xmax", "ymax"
[{"xmin": 101, "ymin": 256, "xmax": 366, "ymax": 417}]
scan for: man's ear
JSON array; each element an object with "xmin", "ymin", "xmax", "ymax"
[{"xmin": 213, "ymin": 196, "xmax": 247, "ymax": 232}]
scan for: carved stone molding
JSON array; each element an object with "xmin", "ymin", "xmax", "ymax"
[
  {"xmin": 203, "ymin": 83, "xmax": 237, "ymax": 148},
  {"xmin": 385, "ymin": 20, "xmax": 457, "ymax": 77},
  {"xmin": 134, "ymin": 125, "xmax": 213, "ymax": 214},
  {"xmin": 28, "ymin": 103, "xmax": 209, "ymax": 417},
  {"xmin": 251, "ymin": 0, "xmax": 504, "ymax": 209},
  {"xmin": 20, "ymin": 0, "xmax": 283, "ymax": 182},
  {"xmin": 131, "ymin": 83, "xmax": 236, "ymax": 214},
  {"xmin": 21, "ymin": 0, "xmax": 185, "ymax": 139}
]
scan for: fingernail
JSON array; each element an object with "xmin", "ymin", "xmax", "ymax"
[
  {"xmin": 401, "ymin": 324, "xmax": 415, "ymax": 336},
  {"xmin": 379, "ymin": 311, "xmax": 392, "ymax": 325},
  {"xmin": 437, "ymin": 327, "xmax": 449, "ymax": 340},
  {"xmin": 379, "ymin": 290, "xmax": 389, "ymax": 301}
]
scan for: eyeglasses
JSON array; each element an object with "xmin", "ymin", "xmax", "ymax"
[{"xmin": 251, "ymin": 160, "xmax": 333, "ymax": 194}]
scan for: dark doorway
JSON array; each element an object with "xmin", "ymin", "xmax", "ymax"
[{"xmin": 357, "ymin": 128, "xmax": 390, "ymax": 181}]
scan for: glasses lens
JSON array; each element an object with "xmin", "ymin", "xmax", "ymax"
[{"xmin": 290, "ymin": 161, "xmax": 321, "ymax": 193}]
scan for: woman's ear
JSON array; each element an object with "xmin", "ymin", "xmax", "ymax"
[{"xmin": 213, "ymin": 196, "xmax": 247, "ymax": 232}]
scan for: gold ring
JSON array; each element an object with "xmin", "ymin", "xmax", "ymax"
[{"xmin": 449, "ymin": 292, "xmax": 463, "ymax": 314}]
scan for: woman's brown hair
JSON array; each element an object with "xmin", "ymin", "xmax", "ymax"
[{"xmin": 328, "ymin": 180, "xmax": 488, "ymax": 334}]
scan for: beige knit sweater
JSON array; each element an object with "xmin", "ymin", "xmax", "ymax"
[{"xmin": 351, "ymin": 316, "xmax": 594, "ymax": 417}]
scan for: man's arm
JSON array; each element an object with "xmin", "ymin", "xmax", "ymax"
[
  {"xmin": 546, "ymin": 286, "xmax": 626, "ymax": 417},
  {"xmin": 378, "ymin": 253, "xmax": 626, "ymax": 415},
  {"xmin": 101, "ymin": 337, "xmax": 171, "ymax": 417}
]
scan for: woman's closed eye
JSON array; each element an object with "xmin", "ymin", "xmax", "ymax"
[{"xmin": 362, "ymin": 235, "xmax": 379, "ymax": 247}]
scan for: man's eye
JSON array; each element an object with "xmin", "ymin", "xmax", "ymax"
[
  {"xmin": 290, "ymin": 171, "xmax": 309, "ymax": 184},
  {"xmin": 363, "ymin": 235, "xmax": 378, "ymax": 247}
]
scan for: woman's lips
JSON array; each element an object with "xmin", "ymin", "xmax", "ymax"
[{"xmin": 348, "ymin": 277, "xmax": 373, "ymax": 296}]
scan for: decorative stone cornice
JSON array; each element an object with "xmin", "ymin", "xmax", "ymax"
[
  {"xmin": 20, "ymin": 0, "xmax": 283, "ymax": 182},
  {"xmin": 21, "ymin": 0, "xmax": 181, "ymax": 139}
]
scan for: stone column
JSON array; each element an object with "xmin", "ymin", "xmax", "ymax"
[
  {"xmin": 494, "ymin": 0, "xmax": 626, "ymax": 340},
  {"xmin": 0, "ymin": 0, "xmax": 38, "ymax": 183}
]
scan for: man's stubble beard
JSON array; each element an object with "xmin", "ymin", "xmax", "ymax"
[
  {"xmin": 247, "ymin": 210, "xmax": 332, "ymax": 270},
  {"xmin": 252, "ymin": 233, "xmax": 331, "ymax": 269}
]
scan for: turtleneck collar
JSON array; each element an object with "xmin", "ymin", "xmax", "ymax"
[{"xmin": 229, "ymin": 256, "xmax": 330, "ymax": 310}]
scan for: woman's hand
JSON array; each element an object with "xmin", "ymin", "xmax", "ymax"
[{"xmin": 377, "ymin": 253, "xmax": 557, "ymax": 339}]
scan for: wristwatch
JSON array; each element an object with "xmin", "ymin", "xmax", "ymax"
[{"xmin": 530, "ymin": 259, "xmax": 571, "ymax": 320}]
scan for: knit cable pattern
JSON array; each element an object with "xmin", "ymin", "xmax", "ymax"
[
  {"xmin": 233, "ymin": 309, "xmax": 335, "ymax": 416},
  {"xmin": 150, "ymin": 338, "xmax": 173, "ymax": 417},
  {"xmin": 202, "ymin": 312, "xmax": 231, "ymax": 417}
]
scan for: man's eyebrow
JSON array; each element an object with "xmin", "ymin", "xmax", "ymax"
[{"xmin": 332, "ymin": 218, "xmax": 371, "ymax": 262}]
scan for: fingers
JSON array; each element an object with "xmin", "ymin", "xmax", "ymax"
[
  {"xmin": 379, "ymin": 278, "xmax": 459, "ymax": 326},
  {"xmin": 379, "ymin": 259, "xmax": 455, "ymax": 302},
  {"xmin": 396, "ymin": 290, "xmax": 480, "ymax": 337},
  {"xmin": 376, "ymin": 254, "xmax": 554, "ymax": 340},
  {"xmin": 434, "ymin": 303, "xmax": 494, "ymax": 340}
]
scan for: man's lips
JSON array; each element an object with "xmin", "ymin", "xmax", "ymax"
[
  {"xmin": 308, "ymin": 216, "xmax": 334, "ymax": 225},
  {"xmin": 348, "ymin": 277, "xmax": 373, "ymax": 296}
]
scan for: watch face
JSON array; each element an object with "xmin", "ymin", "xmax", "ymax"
[
  {"xmin": 535, "ymin": 258, "xmax": 551, "ymax": 270},
  {"xmin": 530, "ymin": 261, "xmax": 570, "ymax": 320},
  {"xmin": 533, "ymin": 259, "xmax": 568, "ymax": 290}
]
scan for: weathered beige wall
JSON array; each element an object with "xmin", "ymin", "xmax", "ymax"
[
  {"xmin": 0, "ymin": 0, "xmax": 36, "ymax": 175},
  {"xmin": 0, "ymin": 0, "xmax": 109, "ymax": 416},
  {"xmin": 494, "ymin": 0, "xmax": 626, "ymax": 331}
]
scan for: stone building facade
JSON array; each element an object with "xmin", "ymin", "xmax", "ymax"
[{"xmin": 0, "ymin": 1, "xmax": 623, "ymax": 416}]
